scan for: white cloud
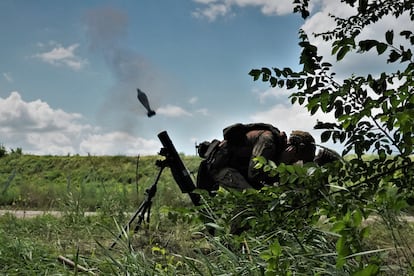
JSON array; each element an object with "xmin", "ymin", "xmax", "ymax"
[
  {"xmin": 192, "ymin": 0, "xmax": 301, "ymax": 21},
  {"xmin": 196, "ymin": 108, "xmax": 209, "ymax": 116},
  {"xmin": 33, "ymin": 43, "xmax": 88, "ymax": 70},
  {"xmin": 156, "ymin": 104, "xmax": 192, "ymax": 117},
  {"xmin": 79, "ymin": 132, "xmax": 160, "ymax": 156},
  {"xmin": 301, "ymin": 1, "xmax": 411, "ymax": 79},
  {"xmin": 249, "ymin": 103, "xmax": 336, "ymax": 146},
  {"xmin": 0, "ymin": 91, "xmax": 160, "ymax": 155},
  {"xmin": 253, "ymin": 86, "xmax": 291, "ymax": 104},
  {"xmin": 192, "ymin": 2, "xmax": 229, "ymax": 21},
  {"xmin": 0, "ymin": 91, "xmax": 85, "ymax": 132}
]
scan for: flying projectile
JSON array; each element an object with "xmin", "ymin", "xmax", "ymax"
[{"xmin": 137, "ymin": 88, "xmax": 156, "ymax": 117}]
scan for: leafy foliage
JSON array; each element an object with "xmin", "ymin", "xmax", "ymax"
[{"xmin": 246, "ymin": 0, "xmax": 414, "ymax": 273}]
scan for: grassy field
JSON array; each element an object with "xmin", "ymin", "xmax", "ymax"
[
  {"xmin": 1, "ymin": 153, "xmax": 413, "ymax": 274},
  {"xmin": 0, "ymin": 153, "xmax": 214, "ymax": 274},
  {"xmin": 0, "ymin": 153, "xmax": 201, "ymax": 211}
]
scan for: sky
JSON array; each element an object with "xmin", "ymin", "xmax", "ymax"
[{"xmin": 0, "ymin": 0, "xmax": 410, "ymax": 156}]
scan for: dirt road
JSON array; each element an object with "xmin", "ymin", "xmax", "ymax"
[
  {"xmin": 1, "ymin": 209, "xmax": 413, "ymax": 223},
  {"xmin": 0, "ymin": 210, "xmax": 97, "ymax": 218}
]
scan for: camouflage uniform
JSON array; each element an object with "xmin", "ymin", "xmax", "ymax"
[{"xmin": 197, "ymin": 123, "xmax": 287, "ymax": 191}]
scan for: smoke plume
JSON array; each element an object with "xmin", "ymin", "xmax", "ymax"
[{"xmin": 83, "ymin": 7, "xmax": 164, "ymax": 132}]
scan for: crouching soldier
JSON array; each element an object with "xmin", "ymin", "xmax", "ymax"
[{"xmin": 196, "ymin": 123, "xmax": 319, "ymax": 193}]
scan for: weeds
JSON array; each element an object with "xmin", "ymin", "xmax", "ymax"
[{"xmin": 1, "ymin": 154, "xmax": 413, "ymax": 274}]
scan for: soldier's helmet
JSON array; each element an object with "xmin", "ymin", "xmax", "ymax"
[
  {"xmin": 288, "ymin": 130, "xmax": 316, "ymax": 163},
  {"xmin": 197, "ymin": 141, "xmax": 211, "ymax": 158}
]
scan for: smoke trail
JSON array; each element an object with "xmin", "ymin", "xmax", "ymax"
[{"xmin": 83, "ymin": 7, "xmax": 163, "ymax": 132}]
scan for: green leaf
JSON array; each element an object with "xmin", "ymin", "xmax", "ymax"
[
  {"xmin": 400, "ymin": 30, "xmax": 412, "ymax": 39},
  {"xmin": 286, "ymin": 79, "xmax": 296, "ymax": 89},
  {"xmin": 249, "ymin": 69, "xmax": 261, "ymax": 81},
  {"xmin": 385, "ymin": 30, "xmax": 394, "ymax": 44},
  {"xmin": 336, "ymin": 236, "xmax": 347, "ymax": 257},
  {"xmin": 401, "ymin": 49, "xmax": 412, "ymax": 62},
  {"xmin": 288, "ymin": 174, "xmax": 299, "ymax": 183},
  {"xmin": 270, "ymin": 77, "xmax": 278, "ymax": 87},
  {"xmin": 286, "ymin": 165, "xmax": 295, "ymax": 174},
  {"xmin": 269, "ymin": 240, "xmax": 282, "ymax": 257},
  {"xmin": 263, "ymin": 164, "xmax": 272, "ymax": 172},
  {"xmin": 388, "ymin": 50, "xmax": 401, "ymax": 63},
  {"xmin": 358, "ymin": 0, "xmax": 368, "ymax": 12},
  {"xmin": 273, "ymin": 68, "xmax": 282, "ymax": 77},
  {"xmin": 335, "ymin": 103, "xmax": 344, "ymax": 118},
  {"xmin": 359, "ymin": 40, "xmax": 378, "ymax": 52},
  {"xmin": 337, "ymin": 46, "xmax": 350, "ymax": 61},
  {"xmin": 321, "ymin": 131, "xmax": 332, "ymax": 142},
  {"xmin": 352, "ymin": 209, "xmax": 363, "ymax": 226},
  {"xmin": 261, "ymin": 67, "xmax": 272, "ymax": 75},
  {"xmin": 310, "ymin": 104, "xmax": 319, "ymax": 115},
  {"xmin": 331, "ymin": 221, "xmax": 346, "ymax": 233},
  {"xmin": 352, "ymin": 264, "xmax": 379, "ymax": 276},
  {"xmin": 376, "ymin": 43, "xmax": 388, "ymax": 55}
]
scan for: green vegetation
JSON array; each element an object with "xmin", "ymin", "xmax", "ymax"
[
  {"xmin": 0, "ymin": 0, "xmax": 412, "ymax": 274},
  {"xmin": 0, "ymin": 153, "xmax": 413, "ymax": 275},
  {"xmin": 0, "ymin": 154, "xmax": 200, "ymax": 211},
  {"xmin": 247, "ymin": 0, "xmax": 414, "ymax": 274}
]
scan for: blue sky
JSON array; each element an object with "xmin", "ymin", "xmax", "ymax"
[{"xmin": 0, "ymin": 0, "xmax": 408, "ymax": 156}]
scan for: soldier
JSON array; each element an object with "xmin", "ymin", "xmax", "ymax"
[
  {"xmin": 280, "ymin": 130, "xmax": 316, "ymax": 165},
  {"xmin": 196, "ymin": 124, "xmax": 318, "ymax": 193}
]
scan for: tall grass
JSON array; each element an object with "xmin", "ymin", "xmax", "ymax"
[{"xmin": 1, "ymin": 154, "xmax": 413, "ymax": 274}]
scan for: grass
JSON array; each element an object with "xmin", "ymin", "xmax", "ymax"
[
  {"xmin": 1, "ymin": 153, "xmax": 414, "ymax": 274},
  {"xmin": 2, "ymin": 206, "xmax": 412, "ymax": 275},
  {"xmin": 0, "ymin": 209, "xmax": 194, "ymax": 274},
  {"xmin": 0, "ymin": 153, "xmax": 201, "ymax": 211},
  {"xmin": 0, "ymin": 153, "xmax": 210, "ymax": 274},
  {"xmin": 0, "ymin": 208, "xmax": 269, "ymax": 275}
]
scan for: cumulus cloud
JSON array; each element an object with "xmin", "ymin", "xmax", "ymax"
[
  {"xmin": 0, "ymin": 92, "xmax": 86, "ymax": 132},
  {"xmin": 80, "ymin": 132, "xmax": 160, "ymax": 156},
  {"xmin": 249, "ymin": 103, "xmax": 336, "ymax": 147},
  {"xmin": 192, "ymin": 0, "xmax": 300, "ymax": 21},
  {"xmin": 0, "ymin": 91, "xmax": 160, "ymax": 155},
  {"xmin": 156, "ymin": 104, "xmax": 192, "ymax": 117},
  {"xmin": 192, "ymin": 2, "xmax": 230, "ymax": 21},
  {"xmin": 253, "ymin": 86, "xmax": 291, "ymax": 104},
  {"xmin": 33, "ymin": 43, "xmax": 88, "ymax": 70},
  {"xmin": 0, "ymin": 91, "xmax": 91, "ymax": 154}
]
